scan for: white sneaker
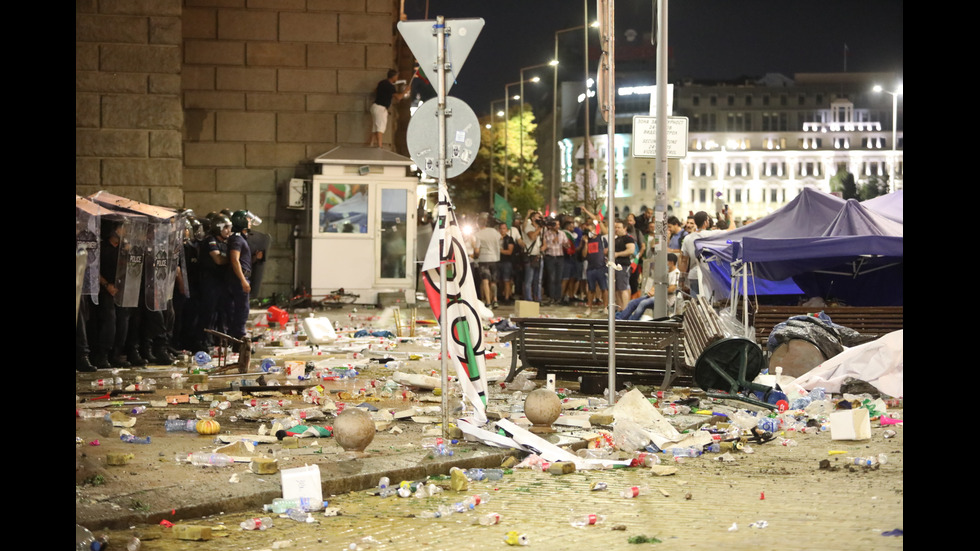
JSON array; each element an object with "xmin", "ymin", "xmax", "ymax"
[{"xmin": 584, "ymin": 308, "xmax": 592, "ymax": 317}]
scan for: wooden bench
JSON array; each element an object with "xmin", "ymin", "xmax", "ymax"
[
  {"xmin": 746, "ymin": 306, "xmax": 904, "ymax": 347},
  {"xmin": 501, "ymin": 317, "xmax": 692, "ymax": 390}
]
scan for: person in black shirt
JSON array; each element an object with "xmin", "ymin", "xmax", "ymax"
[{"xmin": 368, "ymin": 69, "xmax": 405, "ymax": 148}]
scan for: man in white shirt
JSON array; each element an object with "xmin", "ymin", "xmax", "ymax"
[
  {"xmin": 679, "ymin": 211, "xmax": 723, "ymax": 301},
  {"xmin": 473, "ymin": 214, "xmax": 501, "ymax": 308}
]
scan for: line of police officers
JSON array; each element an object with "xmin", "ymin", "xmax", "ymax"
[{"xmin": 76, "ymin": 208, "xmax": 262, "ymax": 372}]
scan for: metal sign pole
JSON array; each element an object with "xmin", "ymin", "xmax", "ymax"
[
  {"xmin": 652, "ymin": 0, "xmax": 670, "ymax": 318},
  {"xmin": 436, "ymin": 15, "xmax": 449, "ymax": 439},
  {"xmin": 605, "ymin": 0, "xmax": 617, "ymax": 405}
]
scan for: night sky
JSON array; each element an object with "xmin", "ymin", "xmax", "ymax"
[{"xmin": 401, "ymin": 0, "xmax": 904, "ymax": 116}]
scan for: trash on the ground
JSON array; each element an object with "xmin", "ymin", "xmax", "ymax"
[
  {"xmin": 504, "ymin": 531, "xmax": 529, "ymax": 546},
  {"xmin": 829, "ymin": 408, "xmax": 872, "ymax": 440},
  {"xmin": 881, "ymin": 529, "xmax": 903, "ymax": 537},
  {"xmin": 649, "ymin": 465, "xmax": 679, "ymax": 476},
  {"xmin": 174, "ymin": 524, "xmax": 212, "ymax": 540},
  {"xmin": 570, "ymin": 513, "xmax": 605, "ymax": 527},
  {"xmin": 281, "ymin": 464, "xmax": 324, "ymax": 504},
  {"xmin": 106, "ymin": 452, "xmax": 135, "ymax": 466},
  {"xmin": 547, "ymin": 461, "xmax": 576, "ymax": 474},
  {"xmin": 627, "ymin": 535, "xmax": 662, "ymax": 544},
  {"xmin": 749, "ymin": 520, "xmax": 769, "ymax": 529},
  {"xmin": 250, "ymin": 457, "xmax": 279, "ymax": 474},
  {"xmin": 240, "ymin": 516, "xmax": 273, "ymax": 530},
  {"xmin": 728, "ymin": 522, "xmax": 738, "ymax": 531}
]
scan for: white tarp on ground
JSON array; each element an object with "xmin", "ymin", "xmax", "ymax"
[{"xmin": 792, "ymin": 330, "xmax": 903, "ymax": 397}]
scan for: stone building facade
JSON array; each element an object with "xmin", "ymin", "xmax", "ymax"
[{"xmin": 76, "ymin": 0, "xmax": 409, "ymax": 297}]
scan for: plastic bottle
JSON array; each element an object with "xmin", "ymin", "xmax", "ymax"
[
  {"xmin": 165, "ymin": 419, "xmax": 197, "ymax": 432},
  {"xmin": 120, "ymin": 434, "xmax": 151, "ymax": 444},
  {"xmin": 463, "ymin": 493, "xmax": 491, "ymax": 509},
  {"xmin": 484, "ymin": 468, "xmax": 505, "ymax": 480},
  {"xmin": 631, "ymin": 452, "xmax": 661, "ymax": 467},
  {"xmin": 569, "ymin": 514, "xmax": 605, "ymax": 527},
  {"xmin": 130, "ymin": 406, "xmax": 147, "ymax": 415},
  {"xmin": 264, "ymin": 497, "xmax": 326, "ymax": 514},
  {"xmin": 187, "ymin": 452, "xmax": 234, "ymax": 467},
  {"xmin": 285, "ymin": 508, "xmax": 315, "ymax": 523},
  {"xmin": 671, "ymin": 447, "xmax": 700, "ymax": 458},
  {"xmin": 465, "ymin": 468, "xmax": 486, "ymax": 481},
  {"xmin": 91, "ymin": 377, "xmax": 122, "ymax": 387},
  {"xmin": 76, "ymin": 525, "xmax": 96, "ymax": 551},
  {"xmin": 478, "ymin": 512, "xmax": 502, "ymax": 526},
  {"xmin": 240, "ymin": 517, "xmax": 273, "ymax": 530},
  {"xmin": 757, "ymin": 416, "xmax": 779, "ymax": 432},
  {"xmin": 125, "ymin": 536, "xmax": 141, "ymax": 551},
  {"xmin": 620, "ymin": 485, "xmax": 646, "ymax": 498},
  {"xmin": 77, "ymin": 409, "xmax": 109, "ymax": 420}
]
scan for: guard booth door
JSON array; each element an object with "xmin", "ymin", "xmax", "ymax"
[{"xmin": 375, "ymin": 185, "xmax": 416, "ymax": 285}]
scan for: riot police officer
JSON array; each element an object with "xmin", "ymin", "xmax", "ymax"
[{"xmin": 227, "ymin": 210, "xmax": 261, "ymax": 340}]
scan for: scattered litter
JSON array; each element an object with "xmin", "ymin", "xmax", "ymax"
[
  {"xmin": 749, "ymin": 520, "xmax": 769, "ymax": 529},
  {"xmin": 627, "ymin": 535, "xmax": 662, "ymax": 544},
  {"xmin": 881, "ymin": 529, "xmax": 903, "ymax": 537}
]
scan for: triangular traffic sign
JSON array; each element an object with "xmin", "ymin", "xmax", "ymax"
[{"xmin": 397, "ymin": 18, "xmax": 484, "ymax": 95}]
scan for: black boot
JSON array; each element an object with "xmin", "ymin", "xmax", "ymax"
[
  {"xmin": 91, "ymin": 352, "xmax": 112, "ymax": 370},
  {"xmin": 110, "ymin": 354, "xmax": 131, "ymax": 368},
  {"xmin": 127, "ymin": 348, "xmax": 149, "ymax": 367},
  {"xmin": 153, "ymin": 345, "xmax": 175, "ymax": 365},
  {"xmin": 76, "ymin": 356, "xmax": 97, "ymax": 373}
]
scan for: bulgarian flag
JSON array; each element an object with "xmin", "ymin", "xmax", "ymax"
[{"xmin": 421, "ymin": 186, "xmax": 489, "ymax": 424}]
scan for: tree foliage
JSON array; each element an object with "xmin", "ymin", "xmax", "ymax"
[{"xmin": 446, "ymin": 105, "xmax": 543, "ymax": 217}]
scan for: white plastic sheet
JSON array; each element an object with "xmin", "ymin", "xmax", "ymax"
[{"xmin": 792, "ymin": 330, "xmax": 903, "ymax": 397}]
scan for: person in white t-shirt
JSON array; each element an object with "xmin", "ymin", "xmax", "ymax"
[
  {"xmin": 679, "ymin": 211, "xmax": 723, "ymax": 300},
  {"xmin": 473, "ymin": 214, "xmax": 501, "ymax": 308}
]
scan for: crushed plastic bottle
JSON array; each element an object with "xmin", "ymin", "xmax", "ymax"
[
  {"xmin": 478, "ymin": 512, "xmax": 502, "ymax": 526},
  {"xmin": 187, "ymin": 452, "xmax": 234, "ymax": 467},
  {"xmin": 240, "ymin": 517, "xmax": 273, "ymax": 531},
  {"xmin": 569, "ymin": 514, "xmax": 606, "ymax": 527},
  {"xmin": 165, "ymin": 418, "xmax": 197, "ymax": 432},
  {"xmin": 621, "ymin": 485, "xmax": 646, "ymax": 498},
  {"xmin": 264, "ymin": 497, "xmax": 326, "ymax": 514},
  {"xmin": 504, "ymin": 531, "xmax": 530, "ymax": 546},
  {"xmin": 285, "ymin": 508, "xmax": 316, "ymax": 523},
  {"xmin": 120, "ymin": 434, "xmax": 151, "ymax": 444}
]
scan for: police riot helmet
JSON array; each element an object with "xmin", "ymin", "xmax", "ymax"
[
  {"xmin": 231, "ymin": 210, "xmax": 262, "ymax": 232},
  {"xmin": 212, "ymin": 215, "xmax": 232, "ymax": 236}
]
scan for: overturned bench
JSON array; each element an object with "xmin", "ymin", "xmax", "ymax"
[{"xmin": 502, "ymin": 317, "xmax": 692, "ymax": 391}]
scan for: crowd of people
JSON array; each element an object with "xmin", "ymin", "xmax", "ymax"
[
  {"xmin": 440, "ymin": 205, "xmax": 744, "ymax": 320},
  {"xmin": 76, "ymin": 209, "xmax": 265, "ymax": 372}
]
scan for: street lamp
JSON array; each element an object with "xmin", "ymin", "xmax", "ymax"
[
  {"xmin": 489, "ymin": 98, "xmax": 506, "ymax": 211},
  {"xmin": 519, "ymin": 63, "xmax": 550, "ymax": 192},
  {"xmin": 552, "ymin": 21, "xmax": 595, "ymax": 214},
  {"xmin": 872, "ymin": 84, "xmax": 902, "ymax": 191}
]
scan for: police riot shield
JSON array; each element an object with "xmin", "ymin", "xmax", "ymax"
[
  {"xmin": 115, "ymin": 213, "xmax": 149, "ymax": 308},
  {"xmin": 145, "ymin": 217, "xmax": 179, "ymax": 311},
  {"xmin": 75, "ymin": 197, "xmax": 102, "ymax": 303},
  {"xmin": 76, "ymin": 247, "xmax": 87, "ymax": 323}
]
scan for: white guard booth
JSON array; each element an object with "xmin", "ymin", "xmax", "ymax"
[{"xmin": 302, "ymin": 146, "xmax": 418, "ymax": 305}]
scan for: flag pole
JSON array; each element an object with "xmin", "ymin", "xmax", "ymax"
[{"xmin": 436, "ymin": 15, "xmax": 450, "ymax": 440}]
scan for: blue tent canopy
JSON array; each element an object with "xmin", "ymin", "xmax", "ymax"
[{"xmin": 696, "ymin": 188, "xmax": 904, "ymax": 306}]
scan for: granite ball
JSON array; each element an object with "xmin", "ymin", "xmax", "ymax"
[
  {"xmin": 333, "ymin": 407, "xmax": 375, "ymax": 452},
  {"xmin": 524, "ymin": 388, "xmax": 562, "ymax": 427}
]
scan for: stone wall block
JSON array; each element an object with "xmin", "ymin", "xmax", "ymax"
[
  {"xmin": 183, "ymin": 109, "xmax": 215, "ymax": 142},
  {"xmin": 184, "ymin": 91, "xmax": 246, "ymax": 110},
  {"xmin": 246, "ymin": 143, "xmax": 308, "ymax": 167},
  {"xmin": 150, "ymin": 16, "xmax": 182, "ymax": 45},
  {"xmin": 101, "ymin": 44, "xmax": 181, "ymax": 73},
  {"xmin": 308, "ymin": 43, "xmax": 364, "ymax": 68},
  {"xmin": 76, "ymin": 93, "xmax": 101, "ymax": 128},
  {"xmin": 182, "ymin": 66, "xmax": 216, "ymax": 91},
  {"xmin": 76, "ymin": 14, "xmax": 148, "ymax": 43},
  {"xmin": 182, "ymin": 7, "xmax": 217, "ymax": 39},
  {"xmin": 150, "ymin": 130, "xmax": 183, "ymax": 158},
  {"xmin": 307, "ymin": 93, "xmax": 364, "ymax": 113},
  {"xmin": 149, "ymin": 74, "xmax": 182, "ymax": 94},
  {"xmin": 101, "ymin": 0, "xmax": 182, "ymax": 17},
  {"xmin": 216, "ymin": 168, "xmax": 276, "ymax": 192},
  {"xmin": 103, "ymin": 95, "xmax": 183, "ymax": 130},
  {"xmin": 185, "ymin": 39, "xmax": 245, "ymax": 66},
  {"xmin": 76, "ymin": 129, "xmax": 148, "ymax": 157},
  {"xmin": 184, "ymin": 142, "xmax": 245, "ymax": 167},
  {"xmin": 309, "ymin": 0, "xmax": 364, "ymax": 12},
  {"xmin": 277, "ymin": 113, "xmax": 336, "ymax": 143},
  {"xmin": 338, "ymin": 13, "xmax": 394, "ymax": 44},
  {"xmin": 365, "ymin": 44, "xmax": 395, "ymax": 68},
  {"xmin": 102, "ymin": 158, "xmax": 182, "ymax": 187},
  {"xmin": 218, "ymin": 9, "xmax": 277, "ymax": 41},
  {"xmin": 278, "ymin": 69, "xmax": 337, "ymax": 93},
  {"xmin": 246, "ymin": 93, "xmax": 306, "ymax": 112},
  {"xmin": 182, "ymin": 168, "xmax": 216, "ymax": 192},
  {"xmin": 216, "ymin": 111, "xmax": 277, "ymax": 142},
  {"xmin": 77, "ymin": 72, "xmax": 147, "ymax": 94},
  {"xmin": 216, "ymin": 67, "xmax": 277, "ymax": 91},
  {"xmin": 246, "ymin": 42, "xmax": 306, "ymax": 67},
  {"xmin": 336, "ymin": 69, "xmax": 380, "ymax": 95},
  {"xmin": 76, "ymin": 159, "xmax": 102, "ymax": 186},
  {"xmin": 336, "ymin": 111, "xmax": 372, "ymax": 144},
  {"xmin": 279, "ymin": 11, "xmax": 338, "ymax": 43}
]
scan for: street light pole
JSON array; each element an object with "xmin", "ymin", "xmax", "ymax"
[
  {"xmin": 489, "ymin": 99, "xmax": 506, "ymax": 211},
  {"xmin": 553, "ymin": 25, "xmax": 585, "ymax": 215},
  {"xmin": 518, "ymin": 63, "xmax": 549, "ymax": 193},
  {"xmin": 873, "ymin": 84, "xmax": 902, "ymax": 192}
]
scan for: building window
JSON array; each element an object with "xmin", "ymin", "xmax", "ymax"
[
  {"xmin": 728, "ymin": 162, "xmax": 750, "ymax": 177},
  {"xmin": 764, "ymin": 161, "xmax": 785, "ymax": 178},
  {"xmin": 728, "ymin": 112, "xmax": 751, "ymax": 131},
  {"xmin": 798, "ymin": 94, "xmax": 806, "ymax": 106},
  {"xmin": 816, "ymin": 93, "xmax": 823, "ymax": 104},
  {"xmin": 692, "ymin": 95, "xmax": 700, "ymax": 106},
  {"xmin": 798, "ymin": 161, "xmax": 821, "ymax": 178},
  {"xmin": 734, "ymin": 188, "xmax": 742, "ymax": 203},
  {"xmin": 622, "ymin": 172, "xmax": 629, "ymax": 191},
  {"xmin": 640, "ymin": 172, "xmax": 647, "ymax": 191},
  {"xmin": 763, "ymin": 94, "xmax": 770, "ymax": 106},
  {"xmin": 699, "ymin": 188, "xmax": 707, "ymax": 203},
  {"xmin": 745, "ymin": 94, "xmax": 753, "ymax": 106},
  {"xmin": 727, "ymin": 94, "xmax": 735, "ymax": 106},
  {"xmin": 780, "ymin": 94, "xmax": 788, "ymax": 106},
  {"xmin": 710, "ymin": 95, "xmax": 717, "ymax": 106}
]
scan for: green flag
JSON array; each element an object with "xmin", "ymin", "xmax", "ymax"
[{"xmin": 494, "ymin": 193, "xmax": 513, "ymax": 227}]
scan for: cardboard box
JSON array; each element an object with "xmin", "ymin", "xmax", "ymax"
[
  {"xmin": 514, "ymin": 300, "xmax": 539, "ymax": 318},
  {"xmin": 829, "ymin": 408, "xmax": 871, "ymax": 440}
]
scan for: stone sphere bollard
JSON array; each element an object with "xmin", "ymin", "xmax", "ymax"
[
  {"xmin": 524, "ymin": 388, "xmax": 562, "ymax": 433},
  {"xmin": 333, "ymin": 407, "xmax": 375, "ymax": 452}
]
